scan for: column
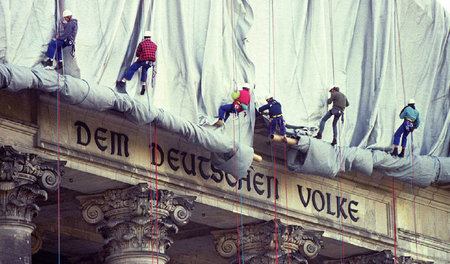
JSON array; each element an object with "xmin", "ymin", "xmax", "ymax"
[
  {"xmin": 212, "ymin": 219, "xmax": 324, "ymax": 264},
  {"xmin": 0, "ymin": 146, "xmax": 63, "ymax": 264},
  {"xmin": 77, "ymin": 183, "xmax": 196, "ymax": 264}
]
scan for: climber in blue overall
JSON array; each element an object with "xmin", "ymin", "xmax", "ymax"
[
  {"xmin": 391, "ymin": 99, "xmax": 420, "ymax": 158},
  {"xmin": 258, "ymin": 95, "xmax": 286, "ymax": 138}
]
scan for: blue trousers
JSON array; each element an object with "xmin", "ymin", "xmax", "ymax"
[
  {"xmin": 393, "ymin": 120, "xmax": 413, "ymax": 147},
  {"xmin": 124, "ymin": 61, "xmax": 153, "ymax": 82},
  {"xmin": 45, "ymin": 39, "xmax": 66, "ymax": 61},
  {"xmin": 318, "ymin": 108, "xmax": 341, "ymax": 139},
  {"xmin": 268, "ymin": 116, "xmax": 286, "ymax": 136},
  {"xmin": 218, "ymin": 104, "xmax": 235, "ymax": 122}
]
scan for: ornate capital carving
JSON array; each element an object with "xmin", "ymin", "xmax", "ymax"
[
  {"xmin": 0, "ymin": 146, "xmax": 65, "ymax": 223},
  {"xmin": 212, "ymin": 220, "xmax": 323, "ymax": 264},
  {"xmin": 77, "ymin": 183, "xmax": 196, "ymax": 263},
  {"xmin": 323, "ymin": 250, "xmax": 434, "ymax": 264}
]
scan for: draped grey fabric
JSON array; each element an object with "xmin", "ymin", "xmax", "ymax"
[{"xmin": 0, "ymin": 0, "xmax": 448, "ymax": 185}]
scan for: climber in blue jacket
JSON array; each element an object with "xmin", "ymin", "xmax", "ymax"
[
  {"xmin": 258, "ymin": 95, "xmax": 286, "ymax": 138},
  {"xmin": 391, "ymin": 99, "xmax": 420, "ymax": 157}
]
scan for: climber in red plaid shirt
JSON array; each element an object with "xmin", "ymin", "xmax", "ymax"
[{"xmin": 117, "ymin": 31, "xmax": 157, "ymax": 95}]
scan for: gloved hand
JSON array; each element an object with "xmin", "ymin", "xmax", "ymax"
[{"xmin": 234, "ymin": 103, "xmax": 240, "ymax": 111}]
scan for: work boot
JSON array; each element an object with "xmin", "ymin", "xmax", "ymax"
[
  {"xmin": 42, "ymin": 59, "xmax": 53, "ymax": 67},
  {"xmin": 116, "ymin": 80, "xmax": 126, "ymax": 88},
  {"xmin": 55, "ymin": 61, "xmax": 63, "ymax": 71},
  {"xmin": 140, "ymin": 85, "xmax": 146, "ymax": 95},
  {"xmin": 398, "ymin": 149, "xmax": 405, "ymax": 158},
  {"xmin": 391, "ymin": 148, "xmax": 398, "ymax": 157},
  {"xmin": 314, "ymin": 132, "xmax": 322, "ymax": 139},
  {"xmin": 214, "ymin": 119, "xmax": 224, "ymax": 127},
  {"xmin": 331, "ymin": 138, "xmax": 337, "ymax": 146}
]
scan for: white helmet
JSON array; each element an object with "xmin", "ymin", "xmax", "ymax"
[
  {"xmin": 265, "ymin": 94, "xmax": 273, "ymax": 101},
  {"xmin": 62, "ymin": 10, "xmax": 72, "ymax": 17},
  {"xmin": 408, "ymin": 98, "xmax": 415, "ymax": 104},
  {"xmin": 242, "ymin": 83, "xmax": 251, "ymax": 89},
  {"xmin": 144, "ymin": 31, "xmax": 152, "ymax": 38}
]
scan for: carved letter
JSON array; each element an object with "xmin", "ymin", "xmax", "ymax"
[
  {"xmin": 110, "ymin": 131, "xmax": 129, "ymax": 157},
  {"xmin": 167, "ymin": 148, "xmax": 180, "ymax": 171},
  {"xmin": 225, "ymin": 173, "xmax": 237, "ymax": 187},
  {"xmin": 336, "ymin": 196, "xmax": 348, "ymax": 219},
  {"xmin": 298, "ymin": 185, "xmax": 312, "ymax": 208},
  {"xmin": 253, "ymin": 173, "xmax": 264, "ymax": 195},
  {"xmin": 326, "ymin": 193, "xmax": 336, "ymax": 216},
  {"xmin": 198, "ymin": 156, "xmax": 210, "ymax": 180},
  {"xmin": 74, "ymin": 121, "xmax": 91, "ymax": 146},
  {"xmin": 94, "ymin": 127, "xmax": 108, "ymax": 151},
  {"xmin": 238, "ymin": 170, "xmax": 251, "ymax": 192},
  {"xmin": 210, "ymin": 165, "xmax": 224, "ymax": 183},
  {"xmin": 312, "ymin": 190, "xmax": 325, "ymax": 212},
  {"xmin": 181, "ymin": 152, "xmax": 196, "ymax": 176},
  {"xmin": 266, "ymin": 176, "xmax": 279, "ymax": 199},
  {"xmin": 150, "ymin": 143, "xmax": 164, "ymax": 166},
  {"xmin": 348, "ymin": 200, "xmax": 359, "ymax": 222}
]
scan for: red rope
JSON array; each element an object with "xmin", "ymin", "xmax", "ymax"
[
  {"xmin": 149, "ymin": 123, "xmax": 155, "ymax": 262},
  {"xmin": 154, "ymin": 124, "xmax": 159, "ymax": 264},
  {"xmin": 337, "ymin": 123, "xmax": 345, "ymax": 262},
  {"xmin": 232, "ymin": 115, "xmax": 242, "ymax": 264},
  {"xmin": 272, "ymin": 144, "xmax": 279, "ymax": 264},
  {"xmin": 392, "ymin": 178, "xmax": 398, "ymax": 262},
  {"xmin": 410, "ymin": 134, "xmax": 418, "ymax": 258},
  {"xmin": 284, "ymin": 142, "xmax": 291, "ymax": 264}
]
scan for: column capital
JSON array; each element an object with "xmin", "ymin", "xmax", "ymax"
[
  {"xmin": 212, "ymin": 219, "xmax": 324, "ymax": 263},
  {"xmin": 77, "ymin": 184, "xmax": 196, "ymax": 264},
  {"xmin": 0, "ymin": 146, "xmax": 65, "ymax": 264},
  {"xmin": 0, "ymin": 145, "xmax": 65, "ymax": 223}
]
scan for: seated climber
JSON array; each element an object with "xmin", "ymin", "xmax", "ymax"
[
  {"xmin": 42, "ymin": 10, "xmax": 78, "ymax": 71},
  {"xmin": 391, "ymin": 99, "xmax": 420, "ymax": 157},
  {"xmin": 116, "ymin": 31, "xmax": 157, "ymax": 95},
  {"xmin": 214, "ymin": 83, "xmax": 251, "ymax": 127},
  {"xmin": 314, "ymin": 86, "xmax": 349, "ymax": 146},
  {"xmin": 258, "ymin": 95, "xmax": 286, "ymax": 138}
]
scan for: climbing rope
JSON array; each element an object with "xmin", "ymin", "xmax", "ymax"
[
  {"xmin": 269, "ymin": 1, "xmax": 280, "ymax": 263},
  {"xmin": 393, "ymin": 0, "xmax": 419, "ymax": 260},
  {"xmin": 141, "ymin": 0, "xmax": 157, "ymax": 262},
  {"xmin": 55, "ymin": 0, "xmax": 64, "ymax": 262},
  {"xmin": 229, "ymin": 1, "xmax": 243, "ymax": 263},
  {"xmin": 327, "ymin": 0, "xmax": 345, "ymax": 262},
  {"xmin": 283, "ymin": 141, "xmax": 291, "ymax": 264},
  {"xmin": 337, "ymin": 123, "xmax": 345, "ymax": 263}
]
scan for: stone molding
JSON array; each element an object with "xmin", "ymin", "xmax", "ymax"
[
  {"xmin": 0, "ymin": 145, "xmax": 65, "ymax": 223},
  {"xmin": 77, "ymin": 183, "xmax": 196, "ymax": 263},
  {"xmin": 212, "ymin": 220, "xmax": 324, "ymax": 264},
  {"xmin": 323, "ymin": 250, "xmax": 434, "ymax": 264}
]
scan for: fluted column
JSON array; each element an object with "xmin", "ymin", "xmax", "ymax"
[
  {"xmin": 212, "ymin": 219, "xmax": 324, "ymax": 264},
  {"xmin": 0, "ymin": 146, "xmax": 63, "ymax": 264},
  {"xmin": 77, "ymin": 183, "xmax": 196, "ymax": 264}
]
